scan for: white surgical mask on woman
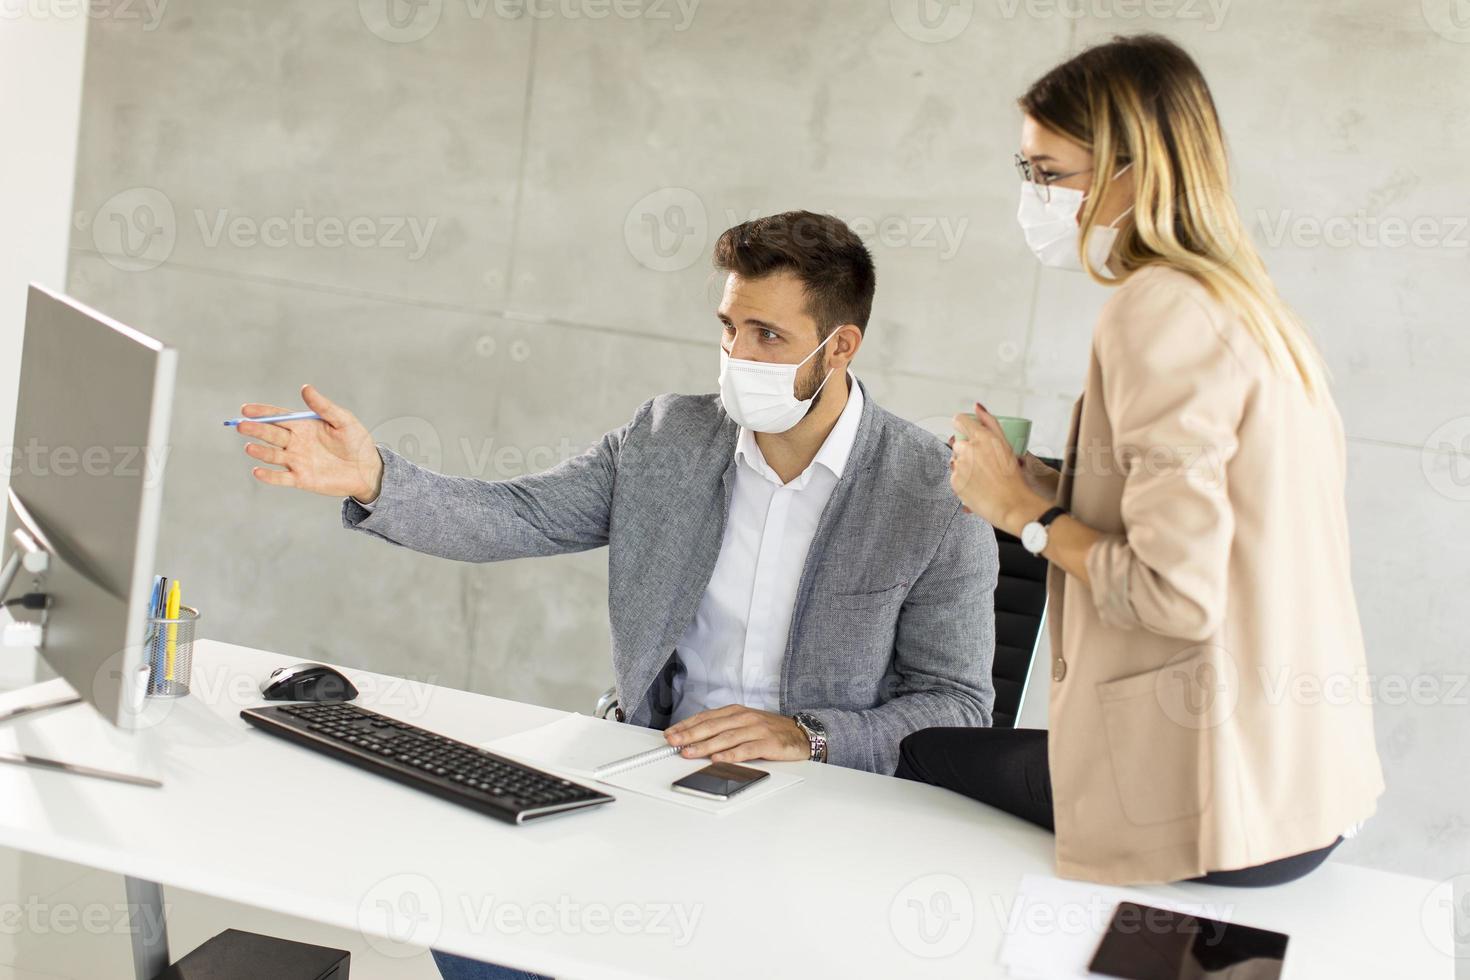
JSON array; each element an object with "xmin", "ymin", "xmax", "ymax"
[
  {"xmin": 718, "ymin": 331, "xmax": 837, "ymax": 434},
  {"xmin": 1017, "ymin": 164, "xmax": 1133, "ymax": 273}
]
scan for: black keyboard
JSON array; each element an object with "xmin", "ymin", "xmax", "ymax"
[{"xmin": 240, "ymin": 701, "xmax": 614, "ymax": 824}]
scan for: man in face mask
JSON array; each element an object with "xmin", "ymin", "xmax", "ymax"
[{"xmin": 235, "ymin": 210, "xmax": 997, "ymax": 778}]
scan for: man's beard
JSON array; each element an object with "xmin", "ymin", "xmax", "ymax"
[{"xmin": 794, "ymin": 349, "xmax": 831, "ymax": 405}]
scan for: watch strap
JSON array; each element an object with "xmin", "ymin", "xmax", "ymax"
[
  {"xmin": 793, "ymin": 712, "xmax": 828, "ymax": 763},
  {"xmin": 1036, "ymin": 506, "xmax": 1067, "ymax": 528}
]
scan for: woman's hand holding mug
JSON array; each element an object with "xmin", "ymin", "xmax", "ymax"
[{"xmin": 949, "ymin": 402, "xmax": 1053, "ymax": 536}]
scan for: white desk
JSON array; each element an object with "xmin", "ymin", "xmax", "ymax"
[{"xmin": 0, "ymin": 639, "xmax": 1453, "ymax": 979}]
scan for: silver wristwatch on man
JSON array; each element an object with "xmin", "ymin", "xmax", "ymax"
[{"xmin": 792, "ymin": 712, "xmax": 828, "ymax": 763}]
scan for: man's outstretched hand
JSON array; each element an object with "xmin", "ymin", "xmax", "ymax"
[{"xmin": 235, "ymin": 384, "xmax": 384, "ymax": 502}]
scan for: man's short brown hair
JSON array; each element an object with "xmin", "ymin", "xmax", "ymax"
[{"xmin": 713, "ymin": 211, "xmax": 876, "ymax": 336}]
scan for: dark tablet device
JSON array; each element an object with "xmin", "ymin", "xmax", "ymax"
[{"xmin": 1089, "ymin": 901, "xmax": 1289, "ymax": 980}]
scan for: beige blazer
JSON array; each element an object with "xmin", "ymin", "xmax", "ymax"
[{"xmin": 1046, "ymin": 263, "xmax": 1384, "ymax": 885}]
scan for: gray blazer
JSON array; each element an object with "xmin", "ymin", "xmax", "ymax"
[{"xmin": 343, "ymin": 382, "xmax": 997, "ymax": 774}]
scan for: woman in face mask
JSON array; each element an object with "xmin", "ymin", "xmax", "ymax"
[{"xmin": 896, "ymin": 34, "xmax": 1384, "ymax": 887}]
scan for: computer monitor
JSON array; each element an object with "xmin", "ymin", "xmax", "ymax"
[{"xmin": 1, "ymin": 284, "xmax": 177, "ymax": 730}]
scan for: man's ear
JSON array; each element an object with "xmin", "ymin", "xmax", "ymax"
[{"xmin": 831, "ymin": 323, "xmax": 863, "ymax": 365}]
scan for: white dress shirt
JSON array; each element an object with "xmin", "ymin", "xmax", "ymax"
[{"xmin": 669, "ymin": 375, "xmax": 864, "ymax": 724}]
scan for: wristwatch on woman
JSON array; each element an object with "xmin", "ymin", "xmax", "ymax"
[
  {"xmin": 1021, "ymin": 506, "xmax": 1068, "ymax": 556},
  {"xmin": 792, "ymin": 712, "xmax": 828, "ymax": 763}
]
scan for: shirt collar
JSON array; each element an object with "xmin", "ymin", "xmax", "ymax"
[{"xmin": 735, "ymin": 373, "xmax": 864, "ymax": 488}]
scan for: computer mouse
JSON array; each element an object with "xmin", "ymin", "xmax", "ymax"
[{"xmin": 260, "ymin": 662, "xmax": 359, "ymax": 702}]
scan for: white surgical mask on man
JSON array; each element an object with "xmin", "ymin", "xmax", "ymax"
[
  {"xmin": 1017, "ymin": 164, "xmax": 1133, "ymax": 273},
  {"xmin": 718, "ymin": 330, "xmax": 837, "ymax": 434}
]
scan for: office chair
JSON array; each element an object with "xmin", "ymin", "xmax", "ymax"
[
  {"xmin": 988, "ymin": 525, "xmax": 1049, "ymax": 728},
  {"xmin": 594, "ymin": 459, "xmax": 1057, "ymax": 727}
]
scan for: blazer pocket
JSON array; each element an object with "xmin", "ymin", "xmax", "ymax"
[
  {"xmin": 818, "ymin": 582, "xmax": 909, "ymax": 610},
  {"xmin": 1096, "ymin": 648, "xmax": 1218, "ymax": 827}
]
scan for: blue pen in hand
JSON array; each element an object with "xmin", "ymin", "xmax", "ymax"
[{"xmin": 223, "ymin": 411, "xmax": 322, "ymax": 427}]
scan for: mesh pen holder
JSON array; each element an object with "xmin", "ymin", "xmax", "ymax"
[{"xmin": 145, "ymin": 605, "xmax": 199, "ymax": 698}]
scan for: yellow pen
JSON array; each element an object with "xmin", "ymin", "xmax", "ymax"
[{"xmin": 164, "ymin": 580, "xmax": 182, "ymax": 681}]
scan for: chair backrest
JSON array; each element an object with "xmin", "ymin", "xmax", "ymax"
[{"xmin": 988, "ymin": 460, "xmax": 1057, "ymax": 727}]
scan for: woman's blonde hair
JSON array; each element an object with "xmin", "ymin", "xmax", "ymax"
[{"xmin": 1020, "ymin": 34, "xmax": 1327, "ymax": 395}]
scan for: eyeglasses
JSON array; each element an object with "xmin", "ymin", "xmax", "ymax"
[{"xmin": 1014, "ymin": 153, "xmax": 1089, "ymax": 204}]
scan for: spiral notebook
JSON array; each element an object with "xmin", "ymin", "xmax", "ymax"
[{"xmin": 481, "ymin": 713, "xmax": 802, "ymax": 815}]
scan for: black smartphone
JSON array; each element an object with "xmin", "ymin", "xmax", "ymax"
[
  {"xmin": 1089, "ymin": 901, "xmax": 1289, "ymax": 980},
  {"xmin": 670, "ymin": 762, "xmax": 771, "ymax": 801}
]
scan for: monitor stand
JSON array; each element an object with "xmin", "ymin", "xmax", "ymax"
[
  {"xmin": 0, "ymin": 691, "xmax": 82, "ymax": 724},
  {"xmin": 0, "ymin": 531, "xmax": 162, "ymax": 787}
]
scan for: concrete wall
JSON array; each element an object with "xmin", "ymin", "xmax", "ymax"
[
  {"xmin": 0, "ymin": 9, "xmax": 90, "ymax": 687},
  {"xmin": 0, "ymin": 10, "xmax": 89, "ymax": 462},
  {"xmin": 66, "ymin": 0, "xmax": 1467, "ymax": 885}
]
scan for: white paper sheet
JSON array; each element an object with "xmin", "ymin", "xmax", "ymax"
[{"xmin": 482, "ymin": 713, "xmax": 803, "ymax": 816}]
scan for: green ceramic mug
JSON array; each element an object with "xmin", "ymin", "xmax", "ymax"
[{"xmin": 955, "ymin": 413, "xmax": 1032, "ymax": 457}]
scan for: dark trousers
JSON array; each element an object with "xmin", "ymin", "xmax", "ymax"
[{"xmin": 895, "ymin": 727, "xmax": 1342, "ymax": 887}]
